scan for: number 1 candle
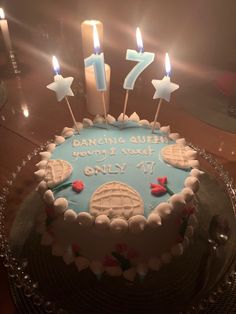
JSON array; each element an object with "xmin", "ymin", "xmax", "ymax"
[{"xmin": 122, "ymin": 27, "xmax": 155, "ymax": 120}]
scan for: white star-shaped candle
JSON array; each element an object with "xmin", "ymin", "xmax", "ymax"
[
  {"xmin": 151, "ymin": 53, "xmax": 179, "ymax": 102},
  {"xmin": 47, "ymin": 56, "xmax": 74, "ymax": 102}
]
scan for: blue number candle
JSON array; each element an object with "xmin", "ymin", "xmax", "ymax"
[{"xmin": 123, "ymin": 27, "xmax": 155, "ymax": 90}]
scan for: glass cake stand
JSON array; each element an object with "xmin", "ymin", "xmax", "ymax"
[{"xmin": 0, "ymin": 143, "xmax": 236, "ymax": 314}]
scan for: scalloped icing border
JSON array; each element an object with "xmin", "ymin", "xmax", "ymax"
[{"xmin": 35, "ymin": 112, "xmax": 203, "ymax": 234}]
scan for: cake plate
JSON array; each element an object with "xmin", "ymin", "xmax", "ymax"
[{"xmin": 0, "ymin": 144, "xmax": 236, "ymax": 314}]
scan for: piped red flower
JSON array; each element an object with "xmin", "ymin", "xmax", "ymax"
[
  {"xmin": 72, "ymin": 180, "xmax": 84, "ymax": 193},
  {"xmin": 157, "ymin": 176, "xmax": 168, "ymax": 186},
  {"xmin": 150, "ymin": 176, "xmax": 174, "ymax": 196},
  {"xmin": 104, "ymin": 255, "xmax": 119, "ymax": 267},
  {"xmin": 115, "ymin": 243, "xmax": 128, "ymax": 254}
]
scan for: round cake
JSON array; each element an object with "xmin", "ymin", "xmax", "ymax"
[{"xmin": 35, "ymin": 112, "xmax": 201, "ymax": 281}]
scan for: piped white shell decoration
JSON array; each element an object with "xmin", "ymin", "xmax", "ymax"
[
  {"xmin": 95, "ymin": 215, "xmax": 110, "ymax": 231},
  {"xmin": 110, "ymin": 218, "xmax": 128, "ymax": 234},
  {"xmin": 43, "ymin": 190, "xmax": 54, "ymax": 204},
  {"xmin": 184, "ymin": 176, "xmax": 200, "ymax": 192},
  {"xmin": 190, "ymin": 168, "xmax": 204, "ymax": 178},
  {"xmin": 161, "ymin": 144, "xmax": 197, "ymax": 170},
  {"xmin": 41, "ymin": 232, "xmax": 53, "ymax": 246},
  {"xmin": 106, "ymin": 114, "xmax": 116, "ymax": 124},
  {"xmin": 129, "ymin": 215, "xmax": 147, "ymax": 233},
  {"xmin": 139, "ymin": 119, "xmax": 150, "ymax": 127},
  {"xmin": 54, "ymin": 197, "xmax": 68, "ymax": 215},
  {"xmin": 63, "ymin": 246, "xmax": 75, "ymax": 265},
  {"xmin": 44, "ymin": 159, "xmax": 72, "ymax": 188},
  {"xmin": 74, "ymin": 122, "xmax": 83, "ymax": 131},
  {"xmin": 160, "ymin": 125, "xmax": 170, "ymax": 134},
  {"xmin": 118, "ymin": 113, "xmax": 128, "ymax": 121},
  {"xmin": 185, "ymin": 225, "xmax": 194, "ymax": 237},
  {"xmin": 152, "ymin": 202, "xmax": 172, "ymax": 217},
  {"xmin": 93, "ymin": 115, "xmax": 105, "ymax": 124},
  {"xmin": 169, "ymin": 133, "xmax": 180, "ymax": 141},
  {"xmin": 34, "ymin": 169, "xmax": 46, "ymax": 181},
  {"xmin": 183, "ymin": 236, "xmax": 190, "ymax": 249},
  {"xmin": 90, "ymin": 181, "xmax": 144, "ymax": 220},
  {"xmin": 129, "ymin": 112, "xmax": 140, "ymax": 122},
  {"xmin": 64, "ymin": 209, "xmax": 77, "ymax": 222},
  {"xmin": 123, "ymin": 267, "xmax": 136, "ymax": 281},
  {"xmin": 83, "ymin": 118, "xmax": 93, "ymax": 127},
  {"xmin": 185, "ymin": 150, "xmax": 197, "ymax": 160},
  {"xmin": 188, "ymin": 160, "xmax": 200, "ymax": 168},
  {"xmin": 40, "ymin": 151, "xmax": 51, "ymax": 160},
  {"xmin": 36, "ymin": 181, "xmax": 48, "ymax": 195},
  {"xmin": 148, "ymin": 257, "xmax": 161, "ymax": 271},
  {"xmin": 36, "ymin": 160, "xmax": 48, "ymax": 169},
  {"xmin": 181, "ymin": 187, "xmax": 194, "ymax": 202},
  {"xmin": 169, "ymin": 194, "xmax": 186, "ymax": 210},
  {"xmin": 55, "ymin": 135, "xmax": 65, "ymax": 145},
  {"xmin": 161, "ymin": 252, "xmax": 172, "ymax": 264},
  {"xmin": 147, "ymin": 213, "xmax": 162, "ymax": 228},
  {"xmin": 90, "ymin": 260, "xmax": 104, "ymax": 275},
  {"xmin": 75, "ymin": 256, "xmax": 89, "ymax": 271},
  {"xmin": 176, "ymin": 138, "xmax": 186, "ymax": 146},
  {"xmin": 61, "ymin": 127, "xmax": 74, "ymax": 138},
  {"xmin": 52, "ymin": 243, "xmax": 65, "ymax": 256},
  {"xmin": 47, "ymin": 143, "xmax": 56, "ymax": 152},
  {"xmin": 136, "ymin": 263, "xmax": 148, "ymax": 276},
  {"xmin": 105, "ymin": 266, "xmax": 122, "ymax": 277},
  {"xmin": 150, "ymin": 121, "xmax": 160, "ymax": 130},
  {"xmin": 171, "ymin": 243, "xmax": 184, "ymax": 256},
  {"xmin": 76, "ymin": 212, "xmax": 93, "ymax": 227}
]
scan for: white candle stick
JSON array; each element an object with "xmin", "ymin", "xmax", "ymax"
[{"xmin": 0, "ymin": 8, "xmax": 12, "ymax": 51}]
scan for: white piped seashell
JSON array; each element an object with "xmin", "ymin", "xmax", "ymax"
[
  {"xmin": 61, "ymin": 127, "xmax": 74, "ymax": 138},
  {"xmin": 118, "ymin": 113, "xmax": 128, "ymax": 121},
  {"xmin": 105, "ymin": 266, "xmax": 122, "ymax": 277},
  {"xmin": 63, "ymin": 246, "xmax": 74, "ymax": 265},
  {"xmin": 136, "ymin": 263, "xmax": 148, "ymax": 276},
  {"xmin": 185, "ymin": 225, "xmax": 194, "ymax": 237},
  {"xmin": 190, "ymin": 168, "xmax": 204, "ymax": 178},
  {"xmin": 106, "ymin": 114, "xmax": 116, "ymax": 124},
  {"xmin": 36, "ymin": 181, "xmax": 48, "ymax": 195},
  {"xmin": 129, "ymin": 215, "xmax": 147, "ymax": 233},
  {"xmin": 169, "ymin": 133, "xmax": 180, "ymax": 141},
  {"xmin": 54, "ymin": 198, "xmax": 68, "ymax": 215},
  {"xmin": 185, "ymin": 150, "xmax": 197, "ymax": 160},
  {"xmin": 95, "ymin": 215, "xmax": 110, "ymax": 231},
  {"xmin": 150, "ymin": 121, "xmax": 160, "ymax": 130},
  {"xmin": 36, "ymin": 160, "xmax": 48, "ymax": 169},
  {"xmin": 64, "ymin": 209, "xmax": 77, "ymax": 222},
  {"xmin": 161, "ymin": 252, "xmax": 172, "ymax": 264},
  {"xmin": 189, "ymin": 214, "xmax": 198, "ymax": 228},
  {"xmin": 183, "ymin": 236, "xmax": 190, "ymax": 249},
  {"xmin": 110, "ymin": 218, "xmax": 128, "ymax": 234},
  {"xmin": 148, "ymin": 257, "xmax": 162, "ymax": 271},
  {"xmin": 93, "ymin": 115, "xmax": 105, "ymax": 124},
  {"xmin": 41, "ymin": 232, "xmax": 53, "ymax": 246},
  {"xmin": 171, "ymin": 243, "xmax": 184, "ymax": 256},
  {"xmin": 169, "ymin": 194, "xmax": 186, "ymax": 211},
  {"xmin": 76, "ymin": 212, "xmax": 93, "ymax": 227},
  {"xmin": 153, "ymin": 202, "xmax": 172, "ymax": 217},
  {"xmin": 176, "ymin": 138, "xmax": 186, "ymax": 146},
  {"xmin": 83, "ymin": 118, "xmax": 93, "ymax": 127},
  {"xmin": 40, "ymin": 151, "xmax": 51, "ymax": 160},
  {"xmin": 43, "ymin": 190, "xmax": 54, "ymax": 204},
  {"xmin": 73, "ymin": 122, "xmax": 83, "ymax": 131},
  {"xmin": 34, "ymin": 169, "xmax": 46, "ymax": 182},
  {"xmin": 47, "ymin": 143, "xmax": 56, "ymax": 152},
  {"xmin": 139, "ymin": 119, "xmax": 150, "ymax": 127},
  {"xmin": 52, "ymin": 243, "xmax": 65, "ymax": 256},
  {"xmin": 160, "ymin": 125, "xmax": 170, "ymax": 134},
  {"xmin": 188, "ymin": 160, "xmax": 200, "ymax": 169},
  {"xmin": 75, "ymin": 256, "xmax": 89, "ymax": 271},
  {"xmin": 147, "ymin": 213, "xmax": 162, "ymax": 228},
  {"xmin": 55, "ymin": 135, "xmax": 65, "ymax": 145},
  {"xmin": 184, "ymin": 176, "xmax": 200, "ymax": 192},
  {"xmin": 129, "ymin": 112, "xmax": 140, "ymax": 122},
  {"xmin": 90, "ymin": 260, "xmax": 104, "ymax": 275},
  {"xmin": 181, "ymin": 187, "xmax": 194, "ymax": 202},
  {"xmin": 44, "ymin": 159, "xmax": 73, "ymax": 188},
  {"xmin": 123, "ymin": 267, "xmax": 136, "ymax": 282}
]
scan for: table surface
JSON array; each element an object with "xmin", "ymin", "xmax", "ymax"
[{"xmin": 0, "ymin": 1, "xmax": 235, "ymax": 313}]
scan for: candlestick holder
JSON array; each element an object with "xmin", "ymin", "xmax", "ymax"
[{"xmin": 8, "ymin": 49, "xmax": 21, "ymax": 75}]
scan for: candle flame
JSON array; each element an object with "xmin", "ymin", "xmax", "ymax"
[
  {"xmin": 165, "ymin": 53, "xmax": 171, "ymax": 76},
  {"xmin": 0, "ymin": 8, "xmax": 5, "ymax": 19},
  {"xmin": 93, "ymin": 24, "xmax": 100, "ymax": 54},
  {"xmin": 52, "ymin": 55, "xmax": 60, "ymax": 74},
  {"xmin": 136, "ymin": 27, "xmax": 143, "ymax": 53}
]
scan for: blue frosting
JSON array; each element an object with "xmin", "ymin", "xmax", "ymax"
[{"xmin": 51, "ymin": 122, "xmax": 190, "ymax": 217}]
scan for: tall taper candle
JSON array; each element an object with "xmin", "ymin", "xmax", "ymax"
[
  {"xmin": 81, "ymin": 20, "xmax": 103, "ymax": 59},
  {"xmin": 0, "ymin": 8, "xmax": 12, "ymax": 51}
]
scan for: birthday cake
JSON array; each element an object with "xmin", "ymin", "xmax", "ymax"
[{"xmin": 35, "ymin": 113, "xmax": 201, "ymax": 281}]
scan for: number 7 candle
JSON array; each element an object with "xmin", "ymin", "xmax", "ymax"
[{"xmin": 122, "ymin": 27, "xmax": 155, "ymax": 120}]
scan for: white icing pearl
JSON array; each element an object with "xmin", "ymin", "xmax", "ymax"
[
  {"xmin": 75, "ymin": 256, "xmax": 90, "ymax": 271},
  {"xmin": 43, "ymin": 190, "xmax": 54, "ymax": 205},
  {"xmin": 46, "ymin": 143, "xmax": 56, "ymax": 152},
  {"xmin": 39, "ymin": 151, "xmax": 51, "ymax": 160},
  {"xmin": 93, "ymin": 115, "xmax": 105, "ymax": 124},
  {"xmin": 188, "ymin": 160, "xmax": 200, "ymax": 169},
  {"xmin": 110, "ymin": 218, "xmax": 128, "ymax": 234},
  {"xmin": 148, "ymin": 257, "xmax": 162, "ymax": 271},
  {"xmin": 36, "ymin": 160, "xmax": 48, "ymax": 169},
  {"xmin": 129, "ymin": 112, "xmax": 140, "ymax": 122},
  {"xmin": 105, "ymin": 266, "xmax": 122, "ymax": 277},
  {"xmin": 139, "ymin": 119, "xmax": 150, "ymax": 127},
  {"xmin": 161, "ymin": 252, "xmax": 172, "ymax": 264},
  {"xmin": 188, "ymin": 214, "xmax": 198, "ymax": 228},
  {"xmin": 61, "ymin": 127, "xmax": 74, "ymax": 138},
  {"xmin": 106, "ymin": 114, "xmax": 116, "ymax": 124},
  {"xmin": 36, "ymin": 181, "xmax": 48, "ymax": 194},
  {"xmin": 129, "ymin": 215, "xmax": 147, "ymax": 233},
  {"xmin": 176, "ymin": 138, "xmax": 186, "ymax": 146},
  {"xmin": 123, "ymin": 267, "xmax": 136, "ymax": 282},
  {"xmin": 185, "ymin": 225, "xmax": 194, "ymax": 237},
  {"xmin": 169, "ymin": 194, "xmax": 186, "ymax": 211},
  {"xmin": 181, "ymin": 187, "xmax": 194, "ymax": 202},
  {"xmin": 64, "ymin": 209, "xmax": 77, "ymax": 222},
  {"xmin": 169, "ymin": 133, "xmax": 180, "ymax": 141},
  {"xmin": 52, "ymin": 243, "xmax": 65, "ymax": 256},
  {"xmin": 184, "ymin": 176, "xmax": 200, "ymax": 192},
  {"xmin": 160, "ymin": 125, "xmax": 170, "ymax": 134},
  {"xmin": 41, "ymin": 232, "xmax": 53, "ymax": 246},
  {"xmin": 83, "ymin": 118, "xmax": 93, "ymax": 127},
  {"xmin": 90, "ymin": 260, "xmax": 104, "ymax": 275},
  {"xmin": 190, "ymin": 168, "xmax": 204, "ymax": 178},
  {"xmin": 95, "ymin": 215, "xmax": 110, "ymax": 231},
  {"xmin": 54, "ymin": 135, "xmax": 65, "ymax": 145},
  {"xmin": 171, "ymin": 243, "xmax": 184, "ymax": 256},
  {"xmin": 118, "ymin": 113, "xmax": 128, "ymax": 121},
  {"xmin": 153, "ymin": 202, "xmax": 172, "ymax": 217},
  {"xmin": 147, "ymin": 213, "xmax": 162, "ymax": 228},
  {"xmin": 34, "ymin": 169, "xmax": 45, "ymax": 181},
  {"xmin": 76, "ymin": 212, "xmax": 93, "ymax": 227},
  {"xmin": 54, "ymin": 198, "xmax": 68, "ymax": 215}
]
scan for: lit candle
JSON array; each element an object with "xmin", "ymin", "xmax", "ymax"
[
  {"xmin": 151, "ymin": 53, "xmax": 179, "ymax": 133},
  {"xmin": 122, "ymin": 28, "xmax": 155, "ymax": 120},
  {"xmin": 0, "ymin": 8, "xmax": 12, "ymax": 51},
  {"xmin": 47, "ymin": 56, "xmax": 80, "ymax": 133},
  {"xmin": 84, "ymin": 24, "xmax": 110, "ymax": 116},
  {"xmin": 81, "ymin": 20, "xmax": 103, "ymax": 59}
]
